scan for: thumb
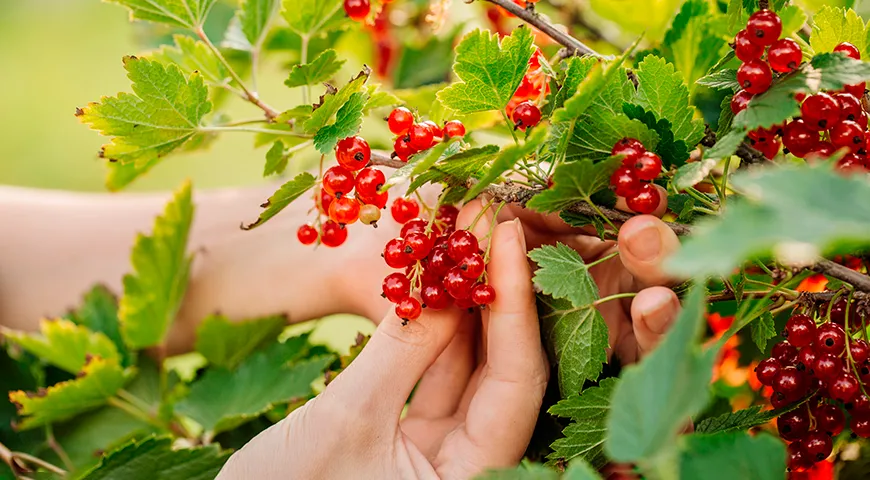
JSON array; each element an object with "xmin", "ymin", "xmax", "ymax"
[{"xmin": 617, "ymin": 215, "xmax": 681, "ymax": 288}]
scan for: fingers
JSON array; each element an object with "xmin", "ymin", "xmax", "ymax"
[
  {"xmin": 461, "ymin": 218, "xmax": 549, "ymax": 466},
  {"xmin": 617, "ymin": 214, "xmax": 681, "ymax": 288},
  {"xmin": 630, "ymin": 286, "xmax": 681, "ymax": 356}
]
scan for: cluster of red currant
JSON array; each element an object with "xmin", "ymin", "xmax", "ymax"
[
  {"xmin": 387, "ymin": 107, "xmax": 467, "ymax": 161},
  {"xmin": 755, "ymin": 300, "xmax": 870, "ymax": 472},
  {"xmin": 505, "ymin": 49, "xmax": 546, "ymax": 131},
  {"xmin": 382, "ymin": 204, "xmax": 496, "ymax": 323},
  {"xmin": 296, "ymin": 135, "xmax": 387, "ymax": 248},
  {"xmin": 608, "ymin": 138, "xmax": 663, "ymax": 214}
]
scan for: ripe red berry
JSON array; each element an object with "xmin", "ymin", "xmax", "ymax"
[
  {"xmin": 852, "ymin": 339, "xmax": 870, "ymax": 364},
  {"xmin": 359, "ymin": 204, "xmax": 381, "ymax": 225},
  {"xmin": 838, "ymin": 153, "xmax": 867, "ymax": 174},
  {"xmin": 400, "ymin": 218, "xmax": 427, "ymax": 237},
  {"xmin": 851, "ymin": 417, "xmax": 870, "ymax": 438},
  {"xmin": 772, "ymin": 341, "xmax": 799, "ymax": 366},
  {"xmin": 355, "ymin": 168, "xmax": 385, "ymax": 199},
  {"xmin": 512, "ymin": 101, "xmax": 541, "ymax": 131},
  {"xmin": 322, "ymin": 165, "xmax": 355, "ymax": 198},
  {"xmin": 408, "ymin": 123, "xmax": 435, "ymax": 150},
  {"xmin": 423, "ymin": 120, "xmax": 443, "ymax": 139},
  {"xmin": 394, "ymin": 134, "xmax": 416, "ymax": 162},
  {"xmin": 447, "ymin": 230, "xmax": 480, "ymax": 262},
  {"xmin": 344, "ymin": 0, "xmax": 370, "ymax": 21},
  {"xmin": 634, "ymin": 151, "xmax": 662, "ymax": 181},
  {"xmin": 388, "ymin": 107, "xmax": 415, "ymax": 135},
  {"xmin": 320, "ymin": 220, "xmax": 348, "ymax": 247},
  {"xmin": 845, "ymin": 82, "xmax": 866, "ymax": 98},
  {"xmin": 436, "ymin": 205, "xmax": 459, "ymax": 229},
  {"xmin": 395, "ymin": 297, "xmax": 422, "ymax": 321},
  {"xmin": 443, "ymin": 120, "xmax": 466, "ymax": 138},
  {"xmin": 383, "ymin": 238, "xmax": 413, "ymax": 268},
  {"xmin": 812, "ymin": 404, "xmax": 845, "ymax": 436},
  {"xmin": 753, "ymin": 136, "xmax": 782, "ymax": 159},
  {"xmin": 734, "ymin": 29, "xmax": 764, "ymax": 62},
  {"xmin": 782, "ymin": 119, "xmax": 820, "ymax": 158},
  {"xmin": 458, "ymin": 253, "xmax": 486, "ymax": 279},
  {"xmin": 834, "ymin": 42, "xmax": 861, "ymax": 60},
  {"xmin": 756, "ymin": 358, "xmax": 781, "ymax": 385},
  {"xmin": 796, "ymin": 346, "xmax": 817, "ymax": 372},
  {"xmin": 427, "ymin": 247, "xmax": 455, "ymax": 276},
  {"xmin": 610, "ymin": 166, "xmax": 641, "ymax": 198},
  {"xmin": 777, "ymin": 406, "xmax": 810, "ymax": 441},
  {"xmin": 404, "ymin": 232, "xmax": 434, "ymax": 260},
  {"xmin": 784, "ymin": 314, "xmax": 817, "ymax": 348},
  {"xmin": 318, "ymin": 188, "xmax": 335, "ymax": 214},
  {"xmin": 731, "ymin": 90, "xmax": 754, "ymax": 114},
  {"xmin": 828, "ymin": 297, "xmax": 857, "ymax": 326},
  {"xmin": 612, "ymin": 138, "xmax": 646, "ymax": 163},
  {"xmin": 829, "ymin": 373, "xmax": 860, "ymax": 402},
  {"xmin": 626, "ymin": 183, "xmax": 660, "ymax": 215},
  {"xmin": 746, "ymin": 9, "xmax": 782, "ymax": 47},
  {"xmin": 421, "ymin": 283, "xmax": 452, "ymax": 310},
  {"xmin": 737, "ymin": 59, "xmax": 773, "ymax": 94},
  {"xmin": 773, "ymin": 365, "xmax": 807, "ymax": 400},
  {"xmin": 801, "ymin": 431, "xmax": 832, "ymax": 462},
  {"xmin": 444, "ymin": 266, "xmax": 475, "ymax": 299},
  {"xmin": 382, "ymin": 272, "xmax": 411, "ymax": 303},
  {"xmin": 472, "ymin": 284, "xmax": 497, "ymax": 305},
  {"xmin": 768, "ymin": 38, "xmax": 803, "ymax": 73},
  {"xmin": 329, "ymin": 196, "xmax": 361, "ymax": 225},
  {"xmin": 830, "ymin": 120, "xmax": 866, "ymax": 153},
  {"xmin": 812, "ymin": 353, "xmax": 842, "ymax": 382},
  {"xmin": 806, "ymin": 141, "xmax": 836, "ymax": 160},
  {"xmin": 848, "ymin": 394, "xmax": 870, "ymax": 416},
  {"xmin": 834, "ymin": 93, "xmax": 863, "ymax": 122},
  {"xmin": 336, "ymin": 136, "xmax": 370, "ymax": 171},
  {"xmin": 802, "ymin": 93, "xmax": 841, "ymax": 130},
  {"xmin": 816, "ymin": 323, "xmax": 846, "ymax": 355},
  {"xmin": 297, "ymin": 224, "xmax": 318, "ymax": 245},
  {"xmin": 359, "ymin": 190, "xmax": 389, "ymax": 209},
  {"xmin": 390, "ymin": 197, "xmax": 420, "ymax": 224}
]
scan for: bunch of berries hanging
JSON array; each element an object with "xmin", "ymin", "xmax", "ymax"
[
  {"xmin": 608, "ymin": 138, "xmax": 663, "ymax": 214},
  {"xmin": 506, "ymin": 48, "xmax": 545, "ymax": 131},
  {"xmin": 387, "ymin": 107, "xmax": 467, "ymax": 162},
  {"xmin": 755, "ymin": 298, "xmax": 870, "ymax": 472},
  {"xmin": 382, "ymin": 200, "xmax": 496, "ymax": 324},
  {"xmin": 296, "ymin": 135, "xmax": 387, "ymax": 248}
]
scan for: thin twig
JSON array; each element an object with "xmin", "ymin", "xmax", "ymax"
[
  {"xmin": 480, "ymin": 0, "xmax": 601, "ymax": 57},
  {"xmin": 0, "ymin": 440, "xmax": 67, "ymax": 477},
  {"xmin": 813, "ymin": 260, "xmax": 870, "ymax": 293}
]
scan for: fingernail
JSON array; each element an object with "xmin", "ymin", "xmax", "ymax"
[
  {"xmin": 625, "ymin": 221, "xmax": 661, "ymax": 262},
  {"xmin": 515, "ymin": 218, "xmax": 527, "ymax": 251}
]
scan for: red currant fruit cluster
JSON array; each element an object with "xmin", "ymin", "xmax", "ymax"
[
  {"xmin": 382, "ymin": 203, "xmax": 496, "ymax": 324},
  {"xmin": 296, "ymin": 135, "xmax": 387, "ymax": 248},
  {"xmin": 388, "ymin": 107, "xmax": 467, "ymax": 162},
  {"xmin": 608, "ymin": 138, "xmax": 663, "ymax": 215},
  {"xmin": 756, "ymin": 301, "xmax": 870, "ymax": 472}
]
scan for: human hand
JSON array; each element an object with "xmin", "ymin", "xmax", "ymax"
[{"xmin": 216, "ymin": 215, "xmax": 548, "ymax": 480}]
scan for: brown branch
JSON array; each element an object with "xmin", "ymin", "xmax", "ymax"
[
  {"xmin": 479, "ymin": 0, "xmax": 601, "ymax": 57},
  {"xmin": 0, "ymin": 440, "xmax": 66, "ymax": 477},
  {"xmin": 814, "ymin": 259, "xmax": 870, "ymax": 293}
]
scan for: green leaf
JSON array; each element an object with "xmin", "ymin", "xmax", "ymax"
[
  {"xmin": 751, "ymin": 312, "xmax": 777, "ymax": 353},
  {"xmin": 9, "ymin": 358, "xmax": 133, "ymax": 431},
  {"xmin": 529, "ymin": 244, "xmax": 600, "ymax": 309},
  {"xmin": 474, "ymin": 463, "xmax": 559, "ymax": 480},
  {"xmin": 546, "ymin": 56, "xmax": 597, "ymax": 114},
  {"xmin": 2, "ymin": 319, "xmax": 120, "ymax": 374},
  {"xmin": 241, "ymin": 172, "xmax": 317, "ymax": 230},
  {"xmin": 465, "ymin": 129, "xmax": 546, "ymax": 201},
  {"xmin": 151, "ymin": 35, "xmax": 231, "ymax": 90},
  {"xmin": 281, "ymin": 0, "xmax": 346, "ymax": 38},
  {"xmin": 695, "ymin": 405, "xmax": 778, "ymax": 434},
  {"xmin": 51, "ymin": 406, "xmax": 155, "ymax": 471},
  {"xmin": 78, "ymin": 436, "xmax": 229, "ymax": 480},
  {"xmin": 660, "ymin": 0, "xmax": 731, "ymax": 93},
  {"xmin": 679, "ymin": 432, "xmax": 786, "ymax": 480},
  {"xmin": 120, "ymin": 182, "xmax": 194, "ymax": 349},
  {"xmin": 589, "ymin": 0, "xmax": 682, "ymax": 42},
  {"xmin": 780, "ymin": 5, "xmax": 809, "ymax": 38},
  {"xmin": 105, "ymin": 0, "xmax": 217, "ymax": 29},
  {"xmin": 285, "ymin": 49, "xmax": 345, "ymax": 88},
  {"xmin": 437, "ymin": 27, "xmax": 536, "ymax": 114},
  {"xmin": 68, "ymin": 285, "xmax": 132, "ymax": 367},
  {"xmin": 632, "ymin": 55, "xmax": 705, "ymax": 147},
  {"xmin": 240, "ymin": 0, "xmax": 279, "ymax": 46},
  {"xmin": 77, "ymin": 57, "xmax": 211, "ymax": 188},
  {"xmin": 605, "ymin": 285, "xmax": 716, "ymax": 462},
  {"xmin": 810, "ymin": 6, "xmax": 867, "ymax": 59},
  {"xmin": 538, "ymin": 295, "xmax": 609, "ymax": 397},
  {"xmin": 547, "ymin": 378, "xmax": 617, "ymax": 468},
  {"xmin": 527, "ymin": 157, "xmax": 621, "ymax": 214},
  {"xmin": 703, "ymin": 129, "xmax": 745, "ymax": 161},
  {"xmin": 313, "ymin": 91, "xmax": 366, "ymax": 153},
  {"xmin": 264, "ymin": 140, "xmax": 288, "ymax": 176},
  {"xmin": 622, "ymin": 103, "xmax": 691, "ymax": 167},
  {"xmin": 176, "ymin": 340, "xmax": 332, "ymax": 434},
  {"xmin": 195, "ymin": 314, "xmax": 287, "ymax": 369},
  {"xmin": 303, "ymin": 69, "xmax": 369, "ymax": 134},
  {"xmin": 696, "ymin": 69, "xmax": 739, "ymax": 91},
  {"xmin": 668, "ymin": 164, "xmax": 870, "ymax": 278},
  {"xmin": 363, "ymin": 85, "xmax": 402, "ymax": 113},
  {"xmin": 673, "ymin": 159, "xmax": 718, "ymax": 190},
  {"xmin": 563, "ymin": 459, "xmax": 604, "ymax": 480},
  {"xmin": 408, "ymin": 145, "xmax": 500, "ymax": 193},
  {"xmin": 393, "ymin": 28, "xmax": 460, "ymax": 89}
]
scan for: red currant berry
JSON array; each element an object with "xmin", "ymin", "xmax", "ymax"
[
  {"xmin": 835, "ymin": 42, "xmax": 861, "ymax": 60},
  {"xmin": 610, "ymin": 166, "xmax": 642, "ymax": 198},
  {"xmin": 816, "ymin": 323, "xmax": 846, "ymax": 356},
  {"xmin": 746, "ymin": 9, "xmax": 782, "ymax": 47},
  {"xmin": 408, "ymin": 123, "xmax": 435, "ymax": 150},
  {"xmin": 737, "ymin": 59, "xmax": 773, "ymax": 94},
  {"xmin": 852, "ymin": 339, "xmax": 870, "ymax": 364},
  {"xmin": 444, "ymin": 266, "xmax": 475, "ymax": 300},
  {"xmin": 454, "ymin": 295, "xmax": 477, "ymax": 311},
  {"xmin": 421, "ymin": 283, "xmax": 453, "ymax": 310},
  {"xmin": 512, "ymin": 101, "xmax": 542, "ymax": 131},
  {"xmin": 801, "ymin": 431, "xmax": 832, "ymax": 462},
  {"xmin": 626, "ymin": 183, "xmax": 660, "ymax": 215},
  {"xmin": 851, "ymin": 417, "xmax": 870, "ymax": 438},
  {"xmin": 848, "ymin": 394, "xmax": 870, "ymax": 416},
  {"xmin": 768, "ymin": 38, "xmax": 803, "ymax": 73},
  {"xmin": 784, "ymin": 314, "xmax": 817, "ymax": 348},
  {"xmin": 787, "ymin": 442, "xmax": 812, "ymax": 473},
  {"xmin": 845, "ymin": 82, "xmax": 867, "ymax": 98},
  {"xmin": 388, "ymin": 107, "xmax": 414, "ymax": 135},
  {"xmin": 427, "ymin": 247, "xmax": 455, "ymax": 276},
  {"xmin": 447, "ymin": 230, "xmax": 480, "ymax": 262},
  {"xmin": 472, "ymin": 284, "xmax": 497, "ymax": 306},
  {"xmin": 782, "ymin": 119, "xmax": 820, "ymax": 157},
  {"xmin": 391, "ymin": 197, "xmax": 420, "ymax": 224},
  {"xmin": 612, "ymin": 138, "xmax": 646, "ymax": 162},
  {"xmin": 828, "ymin": 297, "xmax": 857, "ymax": 326},
  {"xmin": 359, "ymin": 204, "xmax": 381, "ymax": 226},
  {"xmin": 383, "ymin": 238, "xmax": 413, "ymax": 268},
  {"xmin": 404, "ymin": 232, "xmax": 434, "ymax": 260},
  {"xmin": 731, "ymin": 90, "xmax": 754, "ymax": 114},
  {"xmin": 322, "ymin": 165, "xmax": 355, "ymax": 198},
  {"xmin": 838, "ymin": 154, "xmax": 866, "ymax": 173},
  {"xmin": 812, "ymin": 404, "xmax": 845, "ymax": 436},
  {"xmin": 423, "ymin": 120, "xmax": 443, "ymax": 139},
  {"xmin": 458, "ymin": 253, "xmax": 486, "ymax": 279},
  {"xmin": 834, "ymin": 93, "xmax": 863, "ymax": 122},
  {"xmin": 336, "ymin": 136, "xmax": 370, "ymax": 171},
  {"xmin": 400, "ymin": 218, "xmax": 428, "ymax": 237},
  {"xmin": 395, "ymin": 297, "xmax": 422, "ymax": 321},
  {"xmin": 773, "ymin": 365, "xmax": 807, "ymax": 400},
  {"xmin": 753, "ymin": 136, "xmax": 782, "ymax": 159},
  {"xmin": 734, "ymin": 29, "xmax": 765, "ymax": 62},
  {"xmin": 436, "ymin": 205, "xmax": 459, "ymax": 229},
  {"xmin": 443, "ymin": 120, "xmax": 466, "ymax": 138},
  {"xmin": 394, "ymin": 134, "xmax": 416, "ymax": 162},
  {"xmin": 829, "ymin": 373, "xmax": 860, "ymax": 402},
  {"xmin": 806, "ymin": 141, "xmax": 836, "ymax": 160},
  {"xmin": 320, "ymin": 220, "xmax": 348, "ymax": 247},
  {"xmin": 756, "ymin": 358, "xmax": 781, "ymax": 386},
  {"xmin": 633, "ymin": 151, "xmax": 662, "ymax": 181},
  {"xmin": 297, "ymin": 224, "xmax": 318, "ymax": 245},
  {"xmin": 382, "ymin": 272, "xmax": 411, "ymax": 303},
  {"xmin": 772, "ymin": 341, "xmax": 799, "ymax": 366},
  {"xmin": 830, "ymin": 120, "xmax": 866, "ymax": 153},
  {"xmin": 359, "ymin": 190, "xmax": 389, "ymax": 209},
  {"xmin": 812, "ymin": 353, "xmax": 842, "ymax": 382},
  {"xmin": 797, "ymin": 346, "xmax": 817, "ymax": 372},
  {"xmin": 802, "ymin": 93, "xmax": 842, "ymax": 130},
  {"xmin": 329, "ymin": 196, "xmax": 361, "ymax": 225},
  {"xmin": 318, "ymin": 188, "xmax": 335, "ymax": 214},
  {"xmin": 344, "ymin": 0, "xmax": 370, "ymax": 21},
  {"xmin": 355, "ymin": 168, "xmax": 385, "ymax": 199},
  {"xmin": 778, "ymin": 406, "xmax": 811, "ymax": 441}
]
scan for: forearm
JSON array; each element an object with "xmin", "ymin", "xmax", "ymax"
[{"xmin": 0, "ymin": 184, "xmax": 395, "ymax": 353}]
